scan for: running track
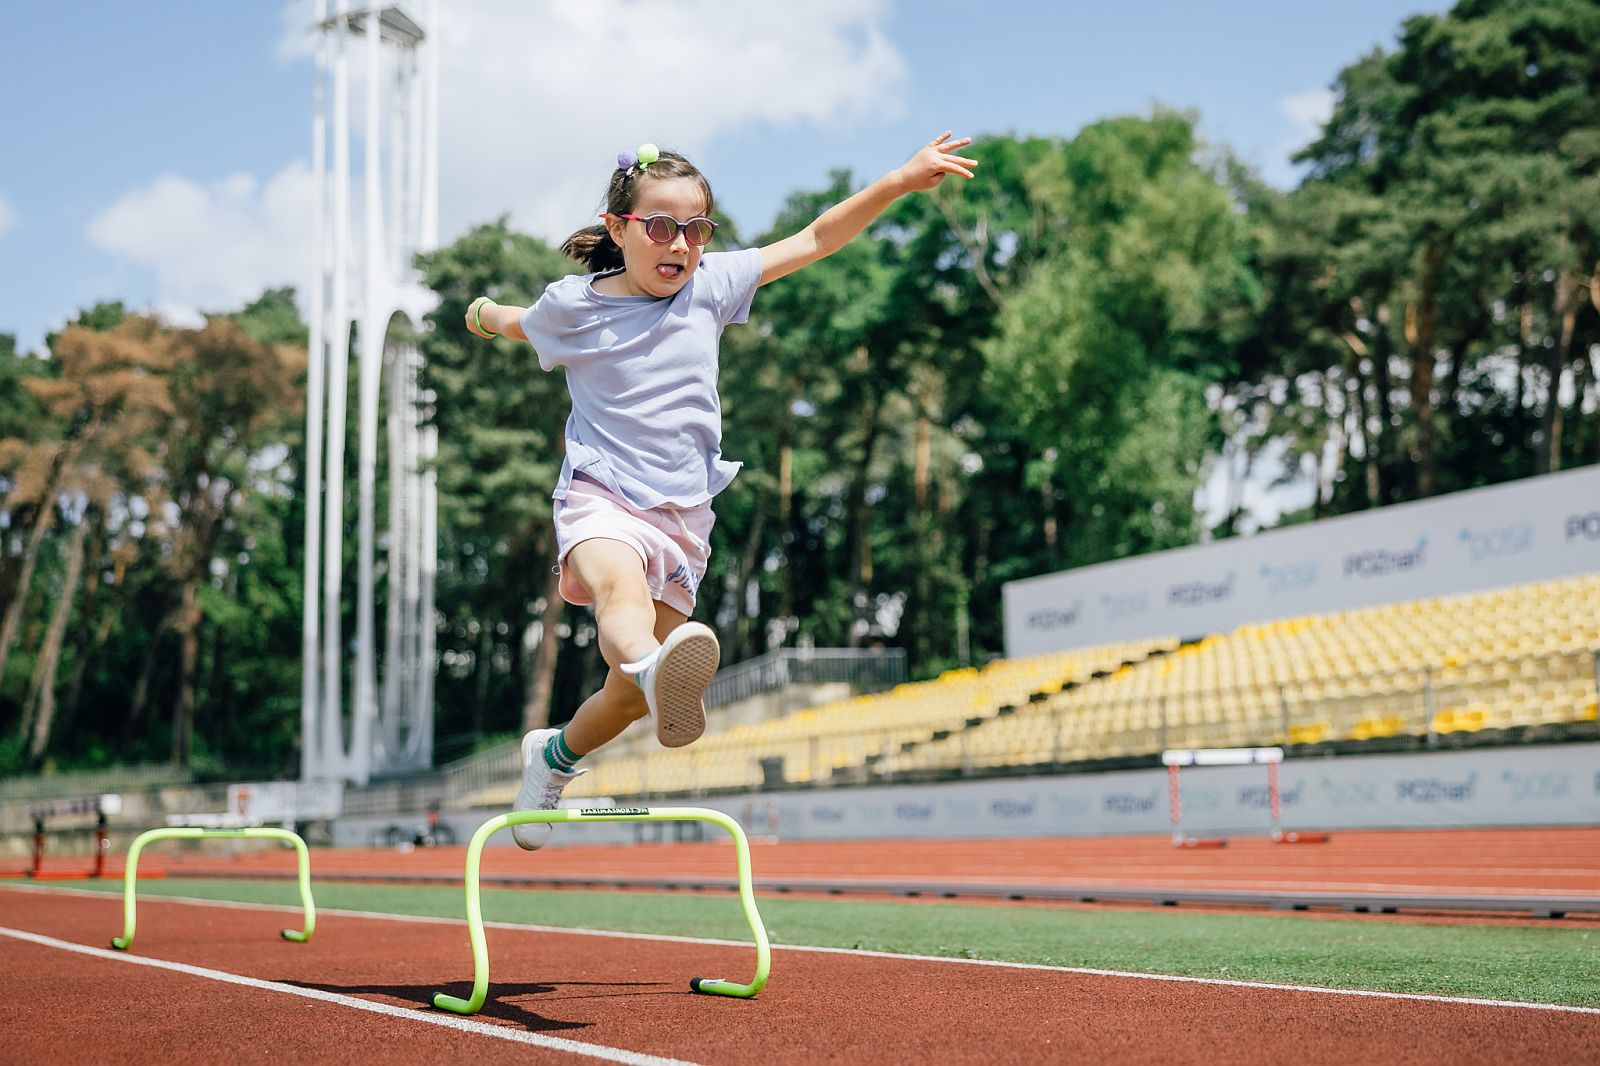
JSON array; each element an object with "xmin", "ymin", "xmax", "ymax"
[{"xmin": 5, "ymin": 883, "xmax": 1600, "ymax": 1065}]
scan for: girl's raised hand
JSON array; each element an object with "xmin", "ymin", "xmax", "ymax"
[{"xmin": 898, "ymin": 132, "xmax": 978, "ymax": 192}]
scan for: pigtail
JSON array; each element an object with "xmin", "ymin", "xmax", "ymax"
[{"xmin": 560, "ymin": 223, "xmax": 625, "ymax": 272}]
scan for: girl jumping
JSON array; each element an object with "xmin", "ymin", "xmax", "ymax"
[{"xmin": 466, "ymin": 132, "xmax": 977, "ymax": 849}]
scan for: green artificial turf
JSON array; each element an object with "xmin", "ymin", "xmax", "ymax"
[{"xmin": 46, "ymin": 877, "xmax": 1600, "ymax": 1006}]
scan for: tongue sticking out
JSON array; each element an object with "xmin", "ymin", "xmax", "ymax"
[{"xmin": 657, "ymin": 264, "xmax": 684, "ymax": 280}]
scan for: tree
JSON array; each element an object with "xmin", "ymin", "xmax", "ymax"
[
  {"xmin": 4, "ymin": 317, "xmax": 172, "ymax": 761},
  {"xmin": 986, "ymin": 113, "xmax": 1255, "ymax": 570},
  {"xmin": 159, "ymin": 319, "xmax": 299, "ymax": 767},
  {"xmin": 1287, "ymin": 0, "xmax": 1600, "ymax": 500}
]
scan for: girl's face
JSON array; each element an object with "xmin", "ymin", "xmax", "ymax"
[{"xmin": 605, "ymin": 177, "xmax": 711, "ymax": 298}]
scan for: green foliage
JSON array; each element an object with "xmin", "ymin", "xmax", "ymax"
[
  {"xmin": 227, "ymin": 287, "xmax": 309, "ymax": 347},
  {"xmin": 986, "ymin": 113, "xmax": 1247, "ymax": 569},
  {"xmin": 1257, "ymin": 0, "xmax": 1600, "ymax": 510}
]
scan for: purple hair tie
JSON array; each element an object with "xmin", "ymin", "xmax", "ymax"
[{"xmin": 616, "ymin": 144, "xmax": 659, "ymax": 173}]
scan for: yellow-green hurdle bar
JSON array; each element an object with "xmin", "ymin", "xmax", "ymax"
[
  {"xmin": 110, "ymin": 827, "xmax": 315, "ymax": 951},
  {"xmin": 432, "ymin": 806, "xmax": 771, "ymax": 1015}
]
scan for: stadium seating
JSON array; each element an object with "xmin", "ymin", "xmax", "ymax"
[
  {"xmin": 474, "ymin": 572, "xmax": 1599, "ymax": 804},
  {"xmin": 556, "ymin": 637, "xmax": 1177, "ymax": 801}
]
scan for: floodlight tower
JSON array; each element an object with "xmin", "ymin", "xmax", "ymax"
[{"xmin": 301, "ymin": 0, "xmax": 439, "ymax": 785}]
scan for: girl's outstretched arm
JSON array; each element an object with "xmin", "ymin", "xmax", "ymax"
[
  {"xmin": 465, "ymin": 296, "xmax": 529, "ymax": 342},
  {"xmin": 757, "ymin": 131, "xmax": 977, "ymax": 288}
]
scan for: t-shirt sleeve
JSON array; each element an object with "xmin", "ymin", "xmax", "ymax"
[
  {"xmin": 520, "ymin": 289, "xmax": 562, "ymax": 371},
  {"xmin": 707, "ymin": 248, "xmax": 763, "ymax": 327}
]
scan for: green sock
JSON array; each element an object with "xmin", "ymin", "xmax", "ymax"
[{"xmin": 542, "ymin": 730, "xmax": 582, "ymax": 773}]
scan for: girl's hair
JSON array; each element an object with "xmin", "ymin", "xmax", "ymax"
[{"xmin": 560, "ymin": 150, "xmax": 715, "ymax": 272}]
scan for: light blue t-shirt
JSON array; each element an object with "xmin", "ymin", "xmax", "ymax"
[{"xmin": 520, "ymin": 248, "xmax": 763, "ymax": 510}]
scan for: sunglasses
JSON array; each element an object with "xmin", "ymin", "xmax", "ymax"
[{"xmin": 607, "ymin": 212, "xmax": 718, "ymax": 247}]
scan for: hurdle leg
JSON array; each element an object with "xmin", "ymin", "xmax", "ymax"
[
  {"xmin": 432, "ymin": 806, "xmax": 771, "ymax": 1016},
  {"xmin": 684, "ymin": 807, "xmax": 770, "ymax": 998},
  {"xmin": 111, "ymin": 827, "xmax": 315, "ymax": 950},
  {"xmin": 430, "ymin": 813, "xmax": 504, "ymax": 1015}
]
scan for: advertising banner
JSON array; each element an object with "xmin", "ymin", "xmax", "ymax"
[
  {"xmin": 1003, "ymin": 466, "xmax": 1600, "ymax": 658},
  {"xmin": 751, "ymin": 743, "xmax": 1600, "ymax": 840},
  {"xmin": 226, "ymin": 780, "xmax": 344, "ymax": 824}
]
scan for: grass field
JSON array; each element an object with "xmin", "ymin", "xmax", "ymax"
[{"xmin": 45, "ymin": 877, "xmax": 1600, "ymax": 1007}]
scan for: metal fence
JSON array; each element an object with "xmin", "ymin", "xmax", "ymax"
[
  {"xmin": 703, "ymin": 646, "xmax": 906, "ymax": 710},
  {"xmin": 0, "ymin": 763, "xmax": 193, "ymax": 804}
]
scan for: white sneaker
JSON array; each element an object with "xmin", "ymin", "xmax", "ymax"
[
  {"xmin": 511, "ymin": 728, "xmax": 587, "ymax": 851},
  {"xmin": 629, "ymin": 622, "xmax": 719, "ymax": 748}
]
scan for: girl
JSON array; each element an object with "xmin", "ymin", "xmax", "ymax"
[{"xmin": 467, "ymin": 132, "xmax": 977, "ymax": 849}]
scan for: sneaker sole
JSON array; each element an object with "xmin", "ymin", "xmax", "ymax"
[{"xmin": 652, "ymin": 624, "xmax": 718, "ymax": 748}]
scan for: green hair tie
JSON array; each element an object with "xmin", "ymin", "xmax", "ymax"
[{"xmin": 636, "ymin": 143, "xmax": 659, "ymax": 169}]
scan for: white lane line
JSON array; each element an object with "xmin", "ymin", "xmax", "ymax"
[
  {"xmin": 10, "ymin": 882, "xmax": 1600, "ymax": 1017},
  {"xmin": 0, "ymin": 924, "xmax": 703, "ymax": 1066}
]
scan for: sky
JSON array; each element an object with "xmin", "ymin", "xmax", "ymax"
[{"xmin": 0, "ymin": 0, "xmax": 1450, "ymax": 521}]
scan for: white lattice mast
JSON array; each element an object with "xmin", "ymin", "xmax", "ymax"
[{"xmin": 302, "ymin": 0, "xmax": 439, "ymax": 784}]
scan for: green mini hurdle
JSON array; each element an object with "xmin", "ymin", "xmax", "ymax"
[
  {"xmin": 110, "ymin": 827, "xmax": 315, "ymax": 951},
  {"xmin": 432, "ymin": 806, "xmax": 771, "ymax": 1015}
]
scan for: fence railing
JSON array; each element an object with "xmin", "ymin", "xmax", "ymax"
[
  {"xmin": 0, "ymin": 763, "xmax": 194, "ymax": 804},
  {"xmin": 703, "ymin": 646, "xmax": 906, "ymax": 709}
]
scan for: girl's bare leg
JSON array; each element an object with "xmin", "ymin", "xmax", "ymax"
[{"xmin": 559, "ymin": 538, "xmax": 688, "ymax": 755}]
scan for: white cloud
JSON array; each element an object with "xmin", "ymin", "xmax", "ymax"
[
  {"xmin": 276, "ymin": 0, "xmax": 315, "ymax": 60},
  {"xmin": 424, "ymin": 0, "xmax": 908, "ymax": 239},
  {"xmin": 1278, "ymin": 88, "xmax": 1335, "ymax": 148},
  {"xmin": 86, "ymin": 2, "xmax": 906, "ymax": 322},
  {"xmin": 0, "ymin": 194, "xmax": 15, "ymax": 239},
  {"xmin": 85, "ymin": 163, "xmax": 314, "ymax": 320},
  {"xmin": 1249, "ymin": 88, "xmax": 1337, "ymax": 188}
]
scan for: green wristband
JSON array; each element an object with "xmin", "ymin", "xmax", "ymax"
[{"xmin": 474, "ymin": 299, "xmax": 499, "ymax": 338}]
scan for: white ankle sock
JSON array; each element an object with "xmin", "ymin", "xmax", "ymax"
[{"xmin": 619, "ymin": 648, "xmax": 660, "ymax": 687}]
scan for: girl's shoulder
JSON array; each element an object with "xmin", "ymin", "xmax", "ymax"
[
  {"xmin": 696, "ymin": 248, "xmax": 760, "ymax": 274},
  {"xmin": 542, "ymin": 271, "xmax": 593, "ymax": 299},
  {"xmin": 535, "ymin": 270, "xmax": 609, "ymax": 314}
]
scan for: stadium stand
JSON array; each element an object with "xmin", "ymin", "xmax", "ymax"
[
  {"xmin": 497, "ymin": 572, "xmax": 1600, "ymax": 802},
  {"xmin": 467, "ymin": 638, "xmax": 1176, "ymax": 805}
]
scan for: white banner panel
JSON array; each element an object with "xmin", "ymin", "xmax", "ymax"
[
  {"xmin": 1004, "ymin": 466, "xmax": 1600, "ymax": 658},
  {"xmin": 227, "ymin": 780, "xmax": 344, "ymax": 823}
]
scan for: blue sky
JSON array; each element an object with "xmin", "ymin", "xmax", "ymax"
[{"xmin": 0, "ymin": 0, "xmax": 1447, "ymax": 361}]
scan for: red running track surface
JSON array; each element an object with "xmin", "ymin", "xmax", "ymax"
[{"xmin": 4, "ymin": 884, "xmax": 1599, "ymax": 1065}]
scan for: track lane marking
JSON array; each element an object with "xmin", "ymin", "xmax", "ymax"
[
  {"xmin": 0, "ymin": 924, "xmax": 704, "ymax": 1066},
  {"xmin": 10, "ymin": 882, "xmax": 1600, "ymax": 1017}
]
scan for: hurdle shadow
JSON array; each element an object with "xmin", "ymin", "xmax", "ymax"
[{"xmin": 281, "ymin": 978, "xmax": 673, "ymax": 1030}]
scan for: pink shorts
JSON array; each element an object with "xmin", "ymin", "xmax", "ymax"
[{"xmin": 554, "ymin": 476, "xmax": 716, "ymax": 617}]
